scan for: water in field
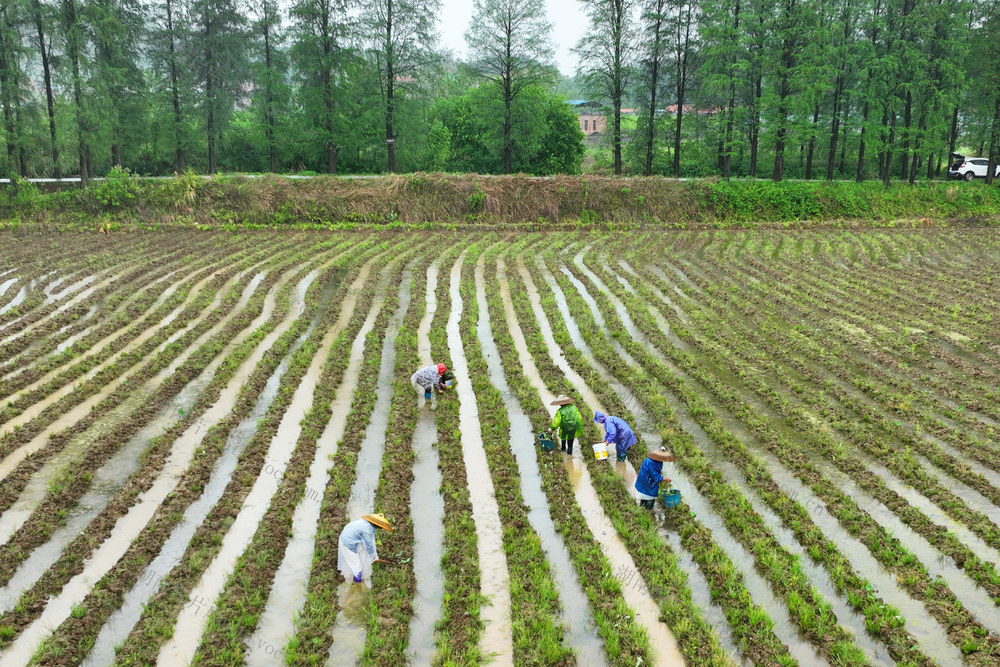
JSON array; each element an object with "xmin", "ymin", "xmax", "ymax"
[
  {"xmin": 475, "ymin": 254, "xmax": 605, "ymax": 665},
  {"xmin": 84, "ymin": 270, "xmax": 312, "ymax": 667},
  {"xmin": 252, "ymin": 256, "xmax": 396, "ymax": 667},
  {"xmin": 407, "ymin": 260, "xmax": 444, "ymax": 665},
  {"xmin": 510, "ymin": 254, "xmax": 684, "ymax": 666},
  {"xmin": 444, "ymin": 250, "xmax": 513, "ymax": 665}
]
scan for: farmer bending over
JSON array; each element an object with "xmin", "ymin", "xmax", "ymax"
[
  {"xmin": 595, "ymin": 410, "xmax": 637, "ymax": 462},
  {"xmin": 635, "ymin": 447, "xmax": 675, "ymax": 509},
  {"xmin": 338, "ymin": 513, "xmax": 392, "ymax": 584},
  {"xmin": 549, "ymin": 394, "xmax": 584, "ymax": 455},
  {"xmin": 411, "ymin": 363, "xmax": 448, "ymax": 407}
]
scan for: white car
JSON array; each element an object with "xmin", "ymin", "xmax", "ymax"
[{"xmin": 949, "ymin": 155, "xmax": 1000, "ymax": 181}]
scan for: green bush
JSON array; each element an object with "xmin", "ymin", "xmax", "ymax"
[{"xmin": 95, "ymin": 166, "xmax": 139, "ymax": 208}]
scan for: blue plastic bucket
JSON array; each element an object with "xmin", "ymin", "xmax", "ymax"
[
  {"xmin": 660, "ymin": 488, "xmax": 681, "ymax": 508},
  {"xmin": 537, "ymin": 432, "xmax": 555, "ymax": 452}
]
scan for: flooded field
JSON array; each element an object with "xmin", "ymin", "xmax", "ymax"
[{"xmin": 0, "ymin": 228, "xmax": 998, "ymax": 666}]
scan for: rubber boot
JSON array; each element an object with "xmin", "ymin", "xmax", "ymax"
[
  {"xmin": 641, "ymin": 499, "xmax": 655, "ymax": 510},
  {"xmin": 567, "ymin": 440, "xmax": 573, "ymax": 456}
]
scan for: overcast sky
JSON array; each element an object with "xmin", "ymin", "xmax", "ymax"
[{"xmin": 436, "ymin": 0, "xmax": 590, "ymax": 76}]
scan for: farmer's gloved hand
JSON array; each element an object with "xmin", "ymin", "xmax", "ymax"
[{"xmin": 353, "ymin": 572, "xmax": 363, "ymax": 583}]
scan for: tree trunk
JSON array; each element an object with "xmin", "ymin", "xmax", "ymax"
[
  {"xmin": 806, "ymin": 104, "xmax": 819, "ymax": 179},
  {"xmin": 263, "ymin": 11, "xmax": 277, "ymax": 173},
  {"xmin": 771, "ymin": 76, "xmax": 790, "ymax": 181},
  {"xmin": 166, "ymin": 0, "xmax": 184, "ymax": 171},
  {"xmin": 882, "ymin": 111, "xmax": 896, "ymax": 186},
  {"xmin": 827, "ymin": 76, "xmax": 844, "ymax": 180},
  {"xmin": 504, "ymin": 83, "xmax": 512, "ymax": 174},
  {"xmin": 0, "ymin": 2, "xmax": 23, "ymax": 176},
  {"xmin": 722, "ymin": 0, "xmax": 741, "ymax": 179},
  {"xmin": 32, "ymin": 0, "xmax": 60, "ymax": 178},
  {"xmin": 899, "ymin": 89, "xmax": 912, "ymax": 179},
  {"xmin": 986, "ymin": 93, "xmax": 1000, "ymax": 186},
  {"xmin": 385, "ymin": 0, "xmax": 396, "ymax": 173},
  {"xmin": 908, "ymin": 104, "xmax": 925, "ymax": 184},
  {"xmin": 63, "ymin": 0, "xmax": 89, "ymax": 185}
]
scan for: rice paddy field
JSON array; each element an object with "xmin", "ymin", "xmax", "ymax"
[{"xmin": 0, "ymin": 228, "xmax": 998, "ymax": 667}]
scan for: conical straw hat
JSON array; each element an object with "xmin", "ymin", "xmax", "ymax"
[
  {"xmin": 550, "ymin": 395, "xmax": 575, "ymax": 406},
  {"xmin": 362, "ymin": 513, "xmax": 393, "ymax": 531},
  {"xmin": 647, "ymin": 447, "xmax": 676, "ymax": 463}
]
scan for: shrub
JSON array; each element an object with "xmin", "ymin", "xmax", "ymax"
[{"xmin": 95, "ymin": 166, "xmax": 139, "ymax": 208}]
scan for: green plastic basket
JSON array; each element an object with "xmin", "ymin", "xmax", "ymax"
[{"xmin": 537, "ymin": 432, "xmax": 555, "ymax": 452}]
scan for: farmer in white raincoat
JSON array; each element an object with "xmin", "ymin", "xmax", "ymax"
[{"xmin": 338, "ymin": 513, "xmax": 392, "ymax": 583}]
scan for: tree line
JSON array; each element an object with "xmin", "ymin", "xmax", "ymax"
[{"xmin": 0, "ymin": 0, "xmax": 998, "ymax": 183}]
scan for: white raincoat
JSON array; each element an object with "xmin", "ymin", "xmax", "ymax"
[{"xmin": 338, "ymin": 518, "xmax": 379, "ymax": 581}]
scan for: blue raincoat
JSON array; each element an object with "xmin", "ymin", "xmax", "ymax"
[
  {"xmin": 595, "ymin": 411, "xmax": 637, "ymax": 458},
  {"xmin": 635, "ymin": 457, "xmax": 664, "ymax": 498}
]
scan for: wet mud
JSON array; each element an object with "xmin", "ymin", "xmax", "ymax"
[
  {"xmin": 445, "ymin": 250, "xmax": 513, "ymax": 665},
  {"xmin": 249, "ymin": 257, "xmax": 396, "ymax": 667},
  {"xmin": 511, "ymin": 254, "xmax": 684, "ymax": 666},
  {"xmin": 474, "ymin": 254, "xmax": 605, "ymax": 665},
  {"xmin": 406, "ymin": 259, "xmax": 445, "ymax": 664}
]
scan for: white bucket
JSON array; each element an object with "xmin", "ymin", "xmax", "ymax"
[{"xmin": 592, "ymin": 443, "xmax": 608, "ymax": 461}]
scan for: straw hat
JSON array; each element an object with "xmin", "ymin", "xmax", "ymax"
[
  {"xmin": 362, "ymin": 513, "xmax": 393, "ymax": 531},
  {"xmin": 647, "ymin": 447, "xmax": 676, "ymax": 463},
  {"xmin": 550, "ymin": 395, "xmax": 575, "ymax": 406}
]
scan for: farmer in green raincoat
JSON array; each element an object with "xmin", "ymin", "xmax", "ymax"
[{"xmin": 550, "ymin": 395, "xmax": 585, "ymax": 455}]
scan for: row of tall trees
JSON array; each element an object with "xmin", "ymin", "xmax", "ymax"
[
  {"xmin": 598, "ymin": 0, "xmax": 1000, "ymax": 181},
  {"xmin": 1, "ymin": 0, "xmax": 998, "ymax": 180},
  {"xmin": 0, "ymin": 0, "xmax": 583, "ymax": 179}
]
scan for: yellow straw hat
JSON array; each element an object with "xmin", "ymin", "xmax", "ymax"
[{"xmin": 362, "ymin": 513, "xmax": 393, "ymax": 531}]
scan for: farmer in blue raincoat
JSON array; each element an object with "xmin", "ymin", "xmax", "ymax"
[
  {"xmin": 594, "ymin": 411, "xmax": 637, "ymax": 462},
  {"xmin": 635, "ymin": 447, "xmax": 675, "ymax": 509}
]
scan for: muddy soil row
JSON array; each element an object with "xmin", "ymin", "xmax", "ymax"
[
  {"xmin": 0, "ymin": 260, "xmax": 264, "ymax": 552},
  {"xmin": 0, "ymin": 248, "xmax": 255, "ymax": 453},
  {"xmin": 283, "ymin": 240, "xmax": 435, "ymax": 665},
  {"xmin": 580, "ymin": 245, "xmax": 966, "ymax": 664},
  {"xmin": 540, "ymin": 245, "xmax": 866, "ymax": 666},
  {"xmin": 48, "ymin": 240, "xmax": 375, "ymax": 666},
  {"xmin": 712, "ymin": 250, "xmax": 1000, "ymax": 485},
  {"xmin": 0, "ymin": 254, "xmax": 191, "ymax": 383},
  {"xmin": 359, "ymin": 255, "xmax": 433, "ymax": 665},
  {"xmin": 0, "ymin": 248, "xmax": 281, "ymax": 530},
  {"xmin": 0, "ymin": 236, "xmax": 249, "ymax": 384},
  {"xmin": 105, "ymin": 240, "xmax": 398, "ymax": 666},
  {"xmin": 0, "ymin": 245, "xmax": 351, "ymax": 664},
  {"xmin": 0, "ymin": 239, "xmax": 191, "ymax": 349},
  {"xmin": 503, "ymin": 243, "xmax": 736, "ymax": 666},
  {"xmin": 195, "ymin": 245, "xmax": 418, "ymax": 665},
  {"xmin": 568, "ymin": 249, "xmax": 910, "ymax": 663},
  {"xmin": 0, "ymin": 249, "xmax": 321, "ymax": 646},
  {"xmin": 0, "ymin": 237, "xmax": 164, "ymax": 341},
  {"xmin": 624, "ymin": 243, "xmax": 1000, "ymax": 660},
  {"xmin": 669, "ymin": 251, "xmax": 1000, "ymax": 556}
]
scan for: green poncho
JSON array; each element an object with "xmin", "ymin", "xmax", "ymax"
[{"xmin": 551, "ymin": 404, "xmax": 584, "ymax": 441}]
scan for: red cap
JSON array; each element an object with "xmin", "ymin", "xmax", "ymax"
[{"xmin": 437, "ymin": 363, "xmax": 447, "ymax": 375}]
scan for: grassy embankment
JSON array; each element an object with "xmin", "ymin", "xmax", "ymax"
[{"xmin": 2, "ymin": 171, "xmax": 1000, "ymax": 229}]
